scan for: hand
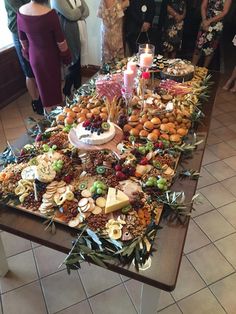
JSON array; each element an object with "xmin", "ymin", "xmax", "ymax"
[
  {"xmin": 175, "ymin": 14, "xmax": 182, "ymax": 23},
  {"xmin": 121, "ymin": 0, "xmax": 129, "ymax": 9},
  {"xmin": 141, "ymin": 22, "xmax": 151, "ymax": 32},
  {"xmin": 61, "ymin": 50, "xmax": 72, "ymax": 66},
  {"xmin": 201, "ymin": 20, "xmax": 210, "ymax": 31}
]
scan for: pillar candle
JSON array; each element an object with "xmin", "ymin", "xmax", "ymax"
[
  {"xmin": 127, "ymin": 61, "xmax": 137, "ymax": 78},
  {"xmin": 124, "ymin": 69, "xmax": 134, "ymax": 89},
  {"xmin": 140, "ymin": 52, "xmax": 153, "ymax": 68}
]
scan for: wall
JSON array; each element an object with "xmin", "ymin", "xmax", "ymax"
[
  {"xmin": 0, "ymin": 47, "xmax": 26, "ymax": 109},
  {"xmin": 86, "ymin": 0, "xmax": 101, "ymax": 66}
]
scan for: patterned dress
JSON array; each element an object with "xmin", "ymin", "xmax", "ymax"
[
  {"xmin": 97, "ymin": 0, "xmax": 129, "ymax": 63},
  {"xmin": 162, "ymin": 0, "xmax": 186, "ymax": 53},
  {"xmin": 195, "ymin": 0, "xmax": 225, "ymax": 56}
]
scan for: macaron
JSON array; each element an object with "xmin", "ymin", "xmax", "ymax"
[
  {"xmin": 170, "ymin": 134, "xmax": 181, "ymax": 142},
  {"xmin": 123, "ymin": 124, "xmax": 132, "ymax": 134},
  {"xmin": 147, "ymin": 132, "xmax": 158, "ymax": 143},
  {"xmin": 160, "ymin": 124, "xmax": 169, "ymax": 132},
  {"xmin": 136, "ymin": 123, "xmax": 144, "ymax": 131},
  {"xmin": 160, "ymin": 133, "xmax": 170, "ymax": 141},
  {"xmin": 129, "ymin": 128, "xmax": 139, "ymax": 137},
  {"xmin": 151, "ymin": 117, "xmax": 161, "ymax": 128},
  {"xmin": 152, "ymin": 129, "xmax": 160, "ymax": 137},
  {"xmin": 139, "ymin": 129, "xmax": 149, "ymax": 139},
  {"xmin": 128, "ymin": 115, "xmax": 139, "ymax": 127},
  {"xmin": 143, "ymin": 121, "xmax": 154, "ymax": 132}
]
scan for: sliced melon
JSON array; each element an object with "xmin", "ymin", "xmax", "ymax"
[{"xmin": 105, "ymin": 188, "xmax": 130, "ymax": 214}]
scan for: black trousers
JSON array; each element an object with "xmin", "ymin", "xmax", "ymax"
[{"xmin": 63, "ymin": 58, "xmax": 81, "ymax": 97}]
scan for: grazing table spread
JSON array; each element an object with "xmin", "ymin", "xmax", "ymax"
[{"xmin": 0, "ymin": 57, "xmax": 219, "ymax": 313}]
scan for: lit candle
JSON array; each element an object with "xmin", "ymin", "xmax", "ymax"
[
  {"xmin": 140, "ymin": 44, "xmax": 153, "ymax": 68},
  {"xmin": 127, "ymin": 61, "xmax": 137, "ymax": 78},
  {"xmin": 124, "ymin": 69, "xmax": 134, "ymax": 89}
]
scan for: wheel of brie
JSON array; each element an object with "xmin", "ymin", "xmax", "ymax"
[
  {"xmin": 75, "ymin": 122, "xmax": 116, "ymax": 145},
  {"xmin": 35, "ymin": 161, "xmax": 56, "ymax": 183},
  {"xmin": 21, "ymin": 166, "xmax": 37, "ymax": 181}
]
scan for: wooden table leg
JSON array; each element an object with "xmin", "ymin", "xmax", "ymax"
[
  {"xmin": 140, "ymin": 283, "xmax": 161, "ymax": 314},
  {"xmin": 0, "ymin": 234, "xmax": 8, "ymax": 277}
]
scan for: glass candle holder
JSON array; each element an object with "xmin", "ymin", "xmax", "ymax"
[{"xmin": 138, "ymin": 44, "xmax": 155, "ymax": 69}]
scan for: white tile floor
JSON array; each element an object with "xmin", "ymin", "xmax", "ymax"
[{"xmin": 0, "ymin": 78, "xmax": 236, "ymax": 313}]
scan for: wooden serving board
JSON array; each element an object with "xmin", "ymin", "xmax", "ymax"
[{"xmin": 68, "ymin": 125, "xmax": 123, "ymax": 156}]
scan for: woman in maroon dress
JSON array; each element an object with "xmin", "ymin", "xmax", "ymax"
[{"xmin": 17, "ymin": 0, "xmax": 71, "ymax": 111}]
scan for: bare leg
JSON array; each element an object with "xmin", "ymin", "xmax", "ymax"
[
  {"xmin": 230, "ymin": 80, "xmax": 236, "ymax": 93},
  {"xmin": 192, "ymin": 51, "xmax": 201, "ymax": 66},
  {"xmin": 203, "ymin": 54, "xmax": 213, "ymax": 68},
  {"xmin": 26, "ymin": 77, "xmax": 39, "ymax": 101},
  {"xmin": 224, "ymin": 66, "xmax": 236, "ymax": 91}
]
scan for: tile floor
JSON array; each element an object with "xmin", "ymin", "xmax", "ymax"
[{"xmin": 0, "ymin": 78, "xmax": 236, "ymax": 314}]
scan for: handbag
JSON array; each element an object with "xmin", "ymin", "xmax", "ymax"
[{"xmin": 135, "ymin": 31, "xmax": 150, "ymax": 50}]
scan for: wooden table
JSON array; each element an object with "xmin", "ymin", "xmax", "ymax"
[{"xmin": 0, "ymin": 72, "xmax": 219, "ymax": 313}]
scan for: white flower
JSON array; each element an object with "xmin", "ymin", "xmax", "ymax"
[
  {"xmin": 206, "ymin": 33, "xmax": 213, "ymax": 41},
  {"xmin": 169, "ymin": 29, "xmax": 177, "ymax": 38},
  {"xmin": 203, "ymin": 47, "xmax": 213, "ymax": 56},
  {"xmin": 208, "ymin": 26, "xmax": 213, "ymax": 32},
  {"xmin": 214, "ymin": 22, "xmax": 223, "ymax": 32}
]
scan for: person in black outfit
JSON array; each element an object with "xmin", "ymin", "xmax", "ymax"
[{"xmin": 125, "ymin": 0, "xmax": 156, "ymax": 55}]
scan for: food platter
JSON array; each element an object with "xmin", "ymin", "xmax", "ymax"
[{"xmin": 0, "ymin": 59, "xmax": 210, "ymax": 270}]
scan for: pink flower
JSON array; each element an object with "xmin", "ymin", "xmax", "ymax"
[{"xmin": 142, "ymin": 72, "xmax": 150, "ymax": 80}]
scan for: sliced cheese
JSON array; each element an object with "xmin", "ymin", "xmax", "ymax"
[{"xmin": 105, "ymin": 188, "xmax": 130, "ymax": 214}]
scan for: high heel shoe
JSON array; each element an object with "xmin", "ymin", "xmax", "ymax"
[{"xmin": 32, "ymin": 99, "xmax": 44, "ymax": 115}]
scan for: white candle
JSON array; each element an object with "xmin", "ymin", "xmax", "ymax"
[
  {"xmin": 124, "ymin": 69, "xmax": 134, "ymax": 89},
  {"xmin": 127, "ymin": 61, "xmax": 137, "ymax": 77},
  {"xmin": 140, "ymin": 44, "xmax": 153, "ymax": 68},
  {"xmin": 140, "ymin": 52, "xmax": 153, "ymax": 68}
]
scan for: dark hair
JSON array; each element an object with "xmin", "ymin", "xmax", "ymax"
[{"xmin": 33, "ymin": 0, "xmax": 49, "ymax": 3}]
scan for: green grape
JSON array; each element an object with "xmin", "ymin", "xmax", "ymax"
[
  {"xmin": 157, "ymin": 183, "xmax": 164, "ymax": 190},
  {"xmin": 96, "ymin": 183, "xmax": 104, "ymax": 189},
  {"xmin": 63, "ymin": 126, "xmax": 70, "ymax": 133},
  {"xmin": 90, "ymin": 186, "xmax": 96, "ymax": 193},
  {"xmin": 138, "ymin": 146, "xmax": 146, "ymax": 155},
  {"xmin": 145, "ymin": 180, "xmax": 153, "ymax": 187},
  {"xmin": 42, "ymin": 144, "xmax": 50, "ymax": 152},
  {"xmin": 149, "ymin": 176, "xmax": 157, "ymax": 183},
  {"xmin": 97, "ymin": 188, "xmax": 103, "ymax": 194},
  {"xmin": 157, "ymin": 178, "xmax": 166, "ymax": 184}
]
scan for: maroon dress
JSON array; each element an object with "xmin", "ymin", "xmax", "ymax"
[{"xmin": 17, "ymin": 10, "xmax": 67, "ymax": 107}]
